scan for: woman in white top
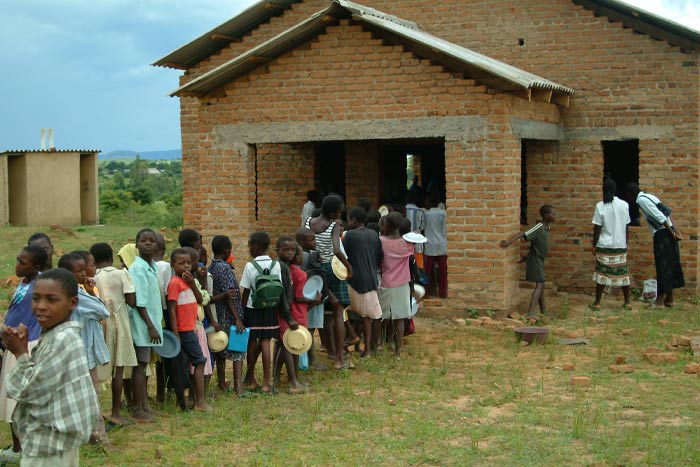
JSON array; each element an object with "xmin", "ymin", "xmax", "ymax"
[
  {"xmin": 625, "ymin": 182, "xmax": 685, "ymax": 307},
  {"xmin": 590, "ymin": 178, "xmax": 631, "ymax": 311}
]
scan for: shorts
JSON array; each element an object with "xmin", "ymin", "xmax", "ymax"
[
  {"xmin": 348, "ymin": 285, "xmax": 382, "ymax": 320},
  {"xmin": 179, "ymin": 331, "xmax": 208, "ymax": 366},
  {"xmin": 134, "ymin": 345, "xmax": 153, "ymax": 364}
]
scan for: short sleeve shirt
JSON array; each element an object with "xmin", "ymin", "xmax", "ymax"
[
  {"xmin": 379, "ymin": 237, "xmax": 415, "ymax": 288},
  {"xmin": 239, "ymin": 255, "xmax": 282, "ymax": 308},
  {"xmin": 343, "ymin": 228, "xmax": 383, "ymax": 293},
  {"xmin": 592, "ymin": 196, "xmax": 630, "ymax": 249},
  {"xmin": 167, "ymin": 275, "xmax": 198, "ymax": 332},
  {"xmin": 128, "ymin": 256, "xmax": 163, "ymax": 347}
]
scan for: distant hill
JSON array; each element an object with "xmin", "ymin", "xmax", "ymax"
[{"xmin": 100, "ymin": 149, "xmax": 181, "ymax": 161}]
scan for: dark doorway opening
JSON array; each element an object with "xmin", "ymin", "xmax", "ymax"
[
  {"xmin": 316, "ymin": 142, "xmax": 346, "ymax": 202},
  {"xmin": 602, "ymin": 139, "xmax": 640, "ymax": 225},
  {"xmin": 378, "ymin": 141, "xmax": 445, "ymax": 208}
]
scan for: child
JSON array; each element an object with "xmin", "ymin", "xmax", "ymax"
[
  {"xmin": 295, "ymin": 227, "xmax": 329, "ymax": 371},
  {"xmin": 423, "ymin": 193, "xmax": 448, "ymax": 298},
  {"xmin": 209, "ymin": 235, "xmax": 246, "ymax": 395},
  {"xmin": 343, "ymin": 207, "xmax": 384, "ymax": 357},
  {"xmin": 167, "ymin": 249, "xmax": 212, "ymax": 412},
  {"xmin": 1, "ymin": 268, "xmax": 99, "ymax": 466},
  {"xmin": 0, "ymin": 245, "xmax": 47, "ymax": 464},
  {"xmin": 273, "ymin": 238, "xmax": 314, "ymax": 394},
  {"xmin": 57, "ymin": 253, "xmax": 110, "ymax": 443},
  {"xmin": 153, "ymin": 231, "xmax": 174, "ymax": 406},
  {"xmin": 378, "ymin": 212, "xmax": 417, "ymax": 358},
  {"xmin": 240, "ymin": 232, "xmax": 296, "ymax": 394},
  {"xmin": 27, "ymin": 232, "xmax": 53, "ymax": 272},
  {"xmin": 72, "ymin": 250, "xmax": 100, "ymax": 298},
  {"xmin": 500, "ymin": 204, "xmax": 557, "ymax": 323},
  {"xmin": 91, "ymin": 242, "xmax": 139, "ymax": 426},
  {"xmin": 128, "ymin": 228, "xmax": 164, "ymax": 422},
  {"xmin": 305, "ymin": 194, "xmax": 350, "ymax": 369}
]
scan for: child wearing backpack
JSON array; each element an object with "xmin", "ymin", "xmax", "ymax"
[{"xmin": 240, "ymin": 232, "xmax": 293, "ymax": 394}]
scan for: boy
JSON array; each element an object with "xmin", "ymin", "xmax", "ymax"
[
  {"xmin": 343, "ymin": 207, "xmax": 384, "ymax": 357},
  {"xmin": 240, "ymin": 232, "xmax": 297, "ymax": 393},
  {"xmin": 167, "ymin": 249, "xmax": 211, "ymax": 411},
  {"xmin": 0, "ymin": 245, "xmax": 47, "ymax": 464},
  {"xmin": 128, "ymin": 228, "xmax": 164, "ymax": 422},
  {"xmin": 1, "ymin": 268, "xmax": 99, "ymax": 466}
]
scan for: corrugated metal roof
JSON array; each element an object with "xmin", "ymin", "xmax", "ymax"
[
  {"xmin": 155, "ymin": 0, "xmax": 700, "ymax": 71},
  {"xmin": 152, "ymin": 0, "xmax": 298, "ymax": 69},
  {"xmin": 1, "ymin": 149, "xmax": 100, "ymax": 154},
  {"xmin": 170, "ymin": 0, "xmax": 574, "ymax": 100}
]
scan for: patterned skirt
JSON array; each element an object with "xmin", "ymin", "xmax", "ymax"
[
  {"xmin": 592, "ymin": 247, "xmax": 630, "ymax": 287},
  {"xmin": 653, "ymin": 230, "xmax": 685, "ymax": 294}
]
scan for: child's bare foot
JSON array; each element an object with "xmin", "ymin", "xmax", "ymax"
[
  {"xmin": 288, "ymin": 382, "xmax": 308, "ymax": 394},
  {"xmin": 217, "ymin": 382, "xmax": 230, "ymax": 392},
  {"xmin": 131, "ymin": 410, "xmax": 155, "ymax": 423},
  {"xmin": 106, "ymin": 414, "xmax": 133, "ymax": 426},
  {"xmin": 194, "ymin": 402, "xmax": 213, "ymax": 412}
]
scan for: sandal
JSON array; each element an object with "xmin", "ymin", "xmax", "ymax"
[{"xmin": 588, "ymin": 303, "xmax": 601, "ymax": 312}]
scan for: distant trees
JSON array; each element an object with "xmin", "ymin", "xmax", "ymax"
[{"xmin": 98, "ymin": 157, "xmax": 182, "ymax": 227}]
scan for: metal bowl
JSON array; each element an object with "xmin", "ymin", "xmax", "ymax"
[{"xmin": 514, "ymin": 326, "xmax": 549, "ymax": 345}]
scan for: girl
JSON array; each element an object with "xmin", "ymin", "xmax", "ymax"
[
  {"xmin": 209, "ymin": 235, "xmax": 245, "ymax": 395},
  {"xmin": 91, "ymin": 242, "xmax": 139, "ymax": 426},
  {"xmin": 274, "ymin": 240, "xmax": 316, "ymax": 394},
  {"xmin": 500, "ymin": 204, "xmax": 557, "ymax": 323},
  {"xmin": 305, "ymin": 194, "xmax": 350, "ymax": 369},
  {"xmin": 378, "ymin": 212, "xmax": 418, "ymax": 358}
]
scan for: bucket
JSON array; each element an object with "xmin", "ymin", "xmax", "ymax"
[{"xmin": 228, "ymin": 327, "xmax": 250, "ymax": 352}]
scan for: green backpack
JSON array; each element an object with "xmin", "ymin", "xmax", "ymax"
[{"xmin": 251, "ymin": 260, "xmax": 284, "ymax": 309}]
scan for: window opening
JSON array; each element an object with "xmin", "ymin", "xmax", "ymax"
[{"xmin": 602, "ymin": 139, "xmax": 640, "ymax": 225}]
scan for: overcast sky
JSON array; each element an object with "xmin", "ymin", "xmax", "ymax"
[{"xmin": 0, "ymin": 0, "xmax": 697, "ymax": 154}]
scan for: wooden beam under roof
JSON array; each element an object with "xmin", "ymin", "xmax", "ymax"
[
  {"xmin": 210, "ymin": 33, "xmax": 242, "ymax": 43},
  {"xmin": 530, "ymin": 88, "xmax": 553, "ymax": 103}
]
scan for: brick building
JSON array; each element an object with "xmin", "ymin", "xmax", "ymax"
[{"xmin": 155, "ymin": 0, "xmax": 699, "ymax": 312}]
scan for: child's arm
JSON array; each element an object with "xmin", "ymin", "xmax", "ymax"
[
  {"xmin": 295, "ymin": 291, "xmax": 322, "ymax": 306},
  {"xmin": 167, "ymin": 300, "xmax": 179, "ymax": 339},
  {"xmin": 332, "ymin": 223, "xmax": 353, "ymax": 279},
  {"xmin": 183, "ymin": 271, "xmax": 203, "ymax": 304},
  {"xmin": 241, "ymin": 287, "xmax": 250, "ymax": 311},
  {"xmin": 83, "ymin": 277, "xmax": 99, "ymax": 297},
  {"xmin": 124, "ymin": 292, "xmax": 136, "ymax": 308},
  {"xmin": 135, "ymin": 306, "xmax": 161, "ymax": 344},
  {"xmin": 1, "ymin": 324, "xmax": 28, "ymax": 358},
  {"xmin": 500, "ymin": 231, "xmax": 525, "ymax": 248},
  {"xmin": 202, "ymin": 304, "xmax": 222, "ymax": 332}
]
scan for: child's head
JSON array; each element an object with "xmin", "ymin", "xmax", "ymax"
[
  {"xmin": 183, "ymin": 247, "xmax": 200, "ymax": 273},
  {"xmin": 602, "ymin": 178, "xmax": 617, "ymax": 204},
  {"xmin": 135, "ymin": 229, "xmax": 157, "ymax": 259},
  {"xmin": 366, "ymin": 209, "xmax": 381, "ymax": 224},
  {"xmin": 90, "ymin": 242, "xmax": 113, "ymax": 267},
  {"xmin": 398, "ymin": 217, "xmax": 412, "ymax": 236},
  {"xmin": 32, "ymin": 268, "xmax": 79, "ymax": 331},
  {"xmin": 276, "ymin": 236, "xmax": 297, "ymax": 264},
  {"xmin": 211, "ymin": 235, "xmax": 232, "ymax": 258},
  {"xmin": 293, "ymin": 244, "xmax": 304, "ymax": 266},
  {"xmin": 384, "ymin": 212, "xmax": 403, "ymax": 235},
  {"xmin": 295, "ymin": 227, "xmax": 316, "ymax": 251},
  {"xmin": 321, "ymin": 194, "xmax": 344, "ymax": 220},
  {"xmin": 178, "ymin": 228, "xmax": 201, "ymax": 250},
  {"xmin": 118, "ymin": 243, "xmax": 138, "ymax": 269},
  {"xmin": 154, "ymin": 231, "xmax": 167, "ymax": 262},
  {"xmin": 358, "ymin": 200, "xmax": 371, "ymax": 213},
  {"xmin": 16, "ymin": 245, "xmax": 47, "ymax": 280},
  {"xmin": 57, "ymin": 253, "xmax": 87, "ymax": 284},
  {"xmin": 539, "ymin": 204, "xmax": 556, "ymax": 223},
  {"xmin": 248, "ymin": 232, "xmax": 270, "ymax": 258},
  {"xmin": 347, "ymin": 207, "xmax": 367, "ymax": 230},
  {"xmin": 307, "ymin": 190, "xmax": 321, "ymax": 205},
  {"xmin": 27, "ymin": 232, "xmax": 53, "ymax": 270},
  {"xmin": 71, "ymin": 250, "xmax": 96, "ymax": 278},
  {"xmin": 170, "ymin": 248, "xmax": 193, "ymax": 277}
]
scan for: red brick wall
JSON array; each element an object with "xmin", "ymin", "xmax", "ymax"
[{"xmin": 177, "ymin": 1, "xmax": 699, "ymax": 303}]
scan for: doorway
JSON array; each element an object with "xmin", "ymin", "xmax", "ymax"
[{"xmin": 315, "ymin": 142, "xmax": 346, "ymax": 201}]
